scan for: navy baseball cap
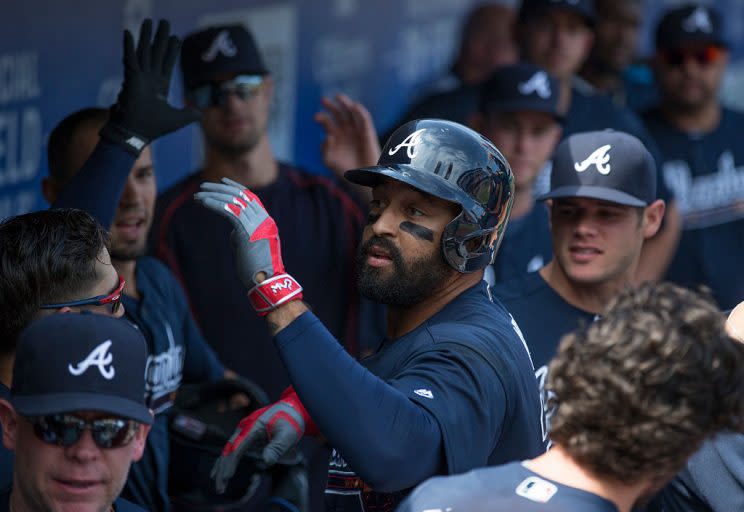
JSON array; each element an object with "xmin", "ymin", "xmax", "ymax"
[
  {"xmin": 480, "ymin": 63, "xmax": 562, "ymax": 122},
  {"xmin": 11, "ymin": 313, "xmax": 152, "ymax": 425},
  {"xmin": 655, "ymin": 4, "xmax": 728, "ymax": 50},
  {"xmin": 539, "ymin": 130, "xmax": 657, "ymax": 207},
  {"xmin": 520, "ymin": 0, "xmax": 595, "ymax": 27},
  {"xmin": 181, "ymin": 24, "xmax": 269, "ymax": 91}
]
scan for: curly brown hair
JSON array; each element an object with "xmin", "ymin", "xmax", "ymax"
[{"xmin": 547, "ymin": 282, "xmax": 744, "ymax": 484}]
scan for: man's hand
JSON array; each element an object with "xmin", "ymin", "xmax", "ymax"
[
  {"xmin": 315, "ymin": 94, "xmax": 381, "ymax": 177},
  {"xmin": 194, "ymin": 178, "xmax": 303, "ymax": 315},
  {"xmin": 100, "ymin": 19, "xmax": 199, "ymax": 155},
  {"xmin": 211, "ymin": 388, "xmax": 317, "ymax": 494}
]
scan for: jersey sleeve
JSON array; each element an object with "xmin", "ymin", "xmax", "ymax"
[
  {"xmin": 51, "ymin": 140, "xmax": 136, "ymax": 228},
  {"xmin": 386, "ymin": 341, "xmax": 507, "ymax": 474}
]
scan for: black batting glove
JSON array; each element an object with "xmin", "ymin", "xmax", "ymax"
[{"xmin": 100, "ymin": 19, "xmax": 199, "ymax": 155}]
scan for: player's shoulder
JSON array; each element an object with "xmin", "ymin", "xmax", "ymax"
[
  {"xmin": 493, "ymin": 271, "xmax": 548, "ymax": 305},
  {"xmin": 721, "ymin": 107, "xmax": 744, "ymax": 128},
  {"xmin": 401, "ymin": 462, "xmax": 535, "ymax": 512}
]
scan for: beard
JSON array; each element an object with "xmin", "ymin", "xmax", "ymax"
[
  {"xmin": 109, "ymin": 238, "xmax": 147, "ymax": 262},
  {"xmin": 356, "ymin": 236, "xmax": 452, "ymax": 307}
]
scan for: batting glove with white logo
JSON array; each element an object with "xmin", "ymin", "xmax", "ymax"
[
  {"xmin": 100, "ymin": 19, "xmax": 200, "ymax": 155},
  {"xmin": 194, "ymin": 177, "xmax": 304, "ymax": 315},
  {"xmin": 211, "ymin": 387, "xmax": 318, "ymax": 494}
]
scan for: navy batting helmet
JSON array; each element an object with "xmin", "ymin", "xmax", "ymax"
[{"xmin": 345, "ymin": 119, "xmax": 514, "ymax": 273}]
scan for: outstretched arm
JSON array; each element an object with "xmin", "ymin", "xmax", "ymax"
[{"xmin": 52, "ymin": 19, "xmax": 198, "ymax": 227}]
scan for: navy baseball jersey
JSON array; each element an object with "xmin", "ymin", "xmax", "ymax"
[
  {"xmin": 398, "ymin": 461, "xmax": 618, "ymax": 512},
  {"xmin": 0, "ymin": 490, "xmax": 146, "ymax": 512},
  {"xmin": 120, "ymin": 257, "xmax": 224, "ymax": 512},
  {"xmin": 490, "ymin": 203, "xmax": 552, "ymax": 283},
  {"xmin": 643, "ymin": 108, "xmax": 744, "ymax": 310},
  {"xmin": 648, "ymin": 433, "xmax": 744, "ymax": 512},
  {"xmin": 493, "ymin": 272, "xmax": 596, "ymax": 371},
  {"xmin": 151, "ymin": 164, "xmax": 366, "ymax": 399},
  {"xmin": 321, "ymin": 282, "xmax": 545, "ymax": 512}
]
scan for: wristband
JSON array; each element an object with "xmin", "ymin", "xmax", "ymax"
[{"xmin": 248, "ymin": 273, "xmax": 303, "ymax": 315}]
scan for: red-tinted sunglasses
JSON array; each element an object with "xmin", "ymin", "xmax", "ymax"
[
  {"xmin": 660, "ymin": 45, "xmax": 725, "ymax": 67},
  {"xmin": 40, "ymin": 276, "xmax": 125, "ymax": 314}
]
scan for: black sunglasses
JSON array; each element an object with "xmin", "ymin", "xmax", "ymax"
[
  {"xmin": 39, "ymin": 276, "xmax": 125, "ymax": 315},
  {"xmin": 28, "ymin": 414, "xmax": 138, "ymax": 449},
  {"xmin": 189, "ymin": 75, "xmax": 265, "ymax": 109},
  {"xmin": 660, "ymin": 45, "xmax": 725, "ymax": 67}
]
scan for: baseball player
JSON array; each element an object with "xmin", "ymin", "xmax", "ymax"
[
  {"xmin": 493, "ymin": 130, "xmax": 666, "ymax": 430},
  {"xmin": 645, "ymin": 301, "xmax": 744, "ymax": 512},
  {"xmin": 642, "ymin": 3, "xmax": 744, "ymax": 311},
  {"xmin": 197, "ymin": 119, "xmax": 545, "ymax": 512},
  {"xmin": 518, "ymin": 0, "xmax": 681, "ymax": 282},
  {"xmin": 470, "ymin": 62, "xmax": 562, "ymax": 282},
  {"xmin": 398, "ymin": 283, "xmax": 744, "ymax": 512}
]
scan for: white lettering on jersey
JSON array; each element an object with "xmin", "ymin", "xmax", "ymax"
[
  {"xmin": 388, "ymin": 129, "xmax": 426, "ymax": 159},
  {"xmin": 574, "ymin": 144, "xmax": 612, "ymax": 175},
  {"xmin": 662, "ymin": 150, "xmax": 744, "ymax": 228},
  {"xmin": 201, "ymin": 30, "xmax": 238, "ymax": 62},
  {"xmin": 683, "ymin": 7, "xmax": 713, "ymax": 33},
  {"xmin": 518, "ymin": 71, "xmax": 551, "ymax": 99},
  {"xmin": 527, "ymin": 255, "xmax": 545, "ymax": 273},
  {"xmin": 68, "ymin": 340, "xmax": 115, "ymax": 380}
]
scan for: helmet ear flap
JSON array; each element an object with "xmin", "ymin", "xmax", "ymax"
[{"xmin": 441, "ymin": 213, "xmax": 496, "ymax": 273}]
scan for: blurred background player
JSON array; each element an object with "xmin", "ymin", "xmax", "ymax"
[
  {"xmin": 517, "ymin": 0, "xmax": 681, "ymax": 282},
  {"xmin": 43, "ymin": 20, "xmax": 231, "ymax": 512},
  {"xmin": 399, "ymin": 282, "xmax": 744, "ymax": 512},
  {"xmin": 643, "ymin": 3, "xmax": 744, "ymax": 311},
  {"xmin": 201, "ymin": 119, "xmax": 544, "ymax": 512},
  {"xmin": 0, "ymin": 313, "xmax": 153, "ymax": 512},
  {"xmin": 389, "ymin": 2, "xmax": 518, "ymax": 128},
  {"xmin": 470, "ymin": 62, "xmax": 562, "ymax": 282},
  {"xmin": 151, "ymin": 24, "xmax": 367, "ymax": 509},
  {"xmin": 579, "ymin": 0, "xmax": 658, "ymax": 111},
  {"xmin": 494, "ymin": 131, "xmax": 665, "ymax": 426}
]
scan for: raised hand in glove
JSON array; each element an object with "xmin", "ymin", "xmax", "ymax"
[
  {"xmin": 211, "ymin": 387, "xmax": 318, "ymax": 494},
  {"xmin": 100, "ymin": 18, "xmax": 199, "ymax": 155},
  {"xmin": 195, "ymin": 177, "xmax": 304, "ymax": 314}
]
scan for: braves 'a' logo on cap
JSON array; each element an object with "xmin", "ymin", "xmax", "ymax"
[
  {"xmin": 388, "ymin": 128, "xmax": 426, "ymax": 159},
  {"xmin": 682, "ymin": 7, "xmax": 713, "ymax": 33},
  {"xmin": 202, "ymin": 30, "xmax": 238, "ymax": 62},
  {"xmin": 574, "ymin": 144, "xmax": 612, "ymax": 175},
  {"xmin": 518, "ymin": 71, "xmax": 551, "ymax": 99},
  {"xmin": 68, "ymin": 340, "xmax": 115, "ymax": 380}
]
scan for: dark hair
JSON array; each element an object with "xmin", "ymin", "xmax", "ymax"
[
  {"xmin": 47, "ymin": 108, "xmax": 109, "ymax": 182},
  {"xmin": 0, "ymin": 209, "xmax": 110, "ymax": 354},
  {"xmin": 547, "ymin": 282, "xmax": 744, "ymax": 485}
]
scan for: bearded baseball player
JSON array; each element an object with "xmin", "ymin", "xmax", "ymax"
[{"xmin": 194, "ymin": 119, "xmax": 545, "ymax": 511}]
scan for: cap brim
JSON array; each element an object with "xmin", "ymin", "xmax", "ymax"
[
  {"xmin": 538, "ymin": 185, "xmax": 647, "ymax": 207},
  {"xmin": 12, "ymin": 392, "xmax": 153, "ymax": 425},
  {"xmin": 345, "ymin": 165, "xmax": 478, "ymax": 212},
  {"xmin": 483, "ymin": 99, "xmax": 564, "ymax": 124}
]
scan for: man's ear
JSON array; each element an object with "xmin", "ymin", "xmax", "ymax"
[
  {"xmin": 0, "ymin": 400, "xmax": 19, "ymax": 452},
  {"xmin": 130, "ymin": 422, "xmax": 152, "ymax": 462},
  {"xmin": 642, "ymin": 199, "xmax": 666, "ymax": 239},
  {"xmin": 41, "ymin": 177, "xmax": 61, "ymax": 205}
]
